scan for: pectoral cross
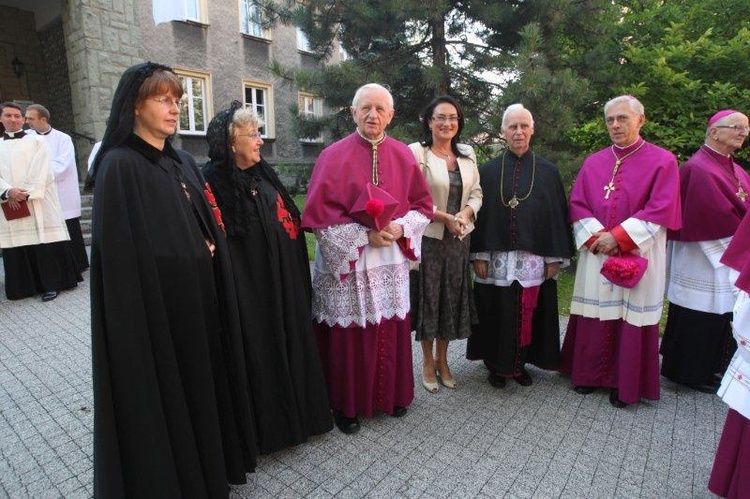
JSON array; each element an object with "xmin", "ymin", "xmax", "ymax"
[
  {"xmin": 738, "ymin": 188, "xmax": 748, "ymax": 202},
  {"xmin": 604, "ymin": 182, "xmax": 615, "ymax": 199}
]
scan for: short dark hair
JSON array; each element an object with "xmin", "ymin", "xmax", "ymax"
[
  {"xmin": 419, "ymin": 95, "xmax": 467, "ymax": 158},
  {"xmin": 0, "ymin": 102, "xmax": 22, "ymax": 114},
  {"xmin": 26, "ymin": 104, "xmax": 50, "ymax": 120}
]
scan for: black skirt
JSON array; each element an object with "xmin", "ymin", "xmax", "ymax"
[
  {"xmin": 467, "ymin": 279, "xmax": 561, "ymax": 376},
  {"xmin": 2, "ymin": 241, "xmax": 81, "ymax": 299}
]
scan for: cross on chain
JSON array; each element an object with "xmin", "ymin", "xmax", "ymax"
[{"xmin": 603, "ymin": 182, "xmax": 616, "ymax": 199}]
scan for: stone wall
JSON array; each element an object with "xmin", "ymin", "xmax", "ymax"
[{"xmin": 63, "ymin": 0, "xmax": 142, "ymax": 176}]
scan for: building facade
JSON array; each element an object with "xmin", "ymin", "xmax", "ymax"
[{"xmin": 0, "ymin": 0, "xmax": 333, "ymax": 190}]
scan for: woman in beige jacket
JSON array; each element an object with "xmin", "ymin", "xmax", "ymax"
[{"xmin": 408, "ymin": 95, "xmax": 482, "ymax": 393}]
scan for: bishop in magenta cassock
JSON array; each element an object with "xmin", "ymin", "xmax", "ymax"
[
  {"xmin": 661, "ymin": 109, "xmax": 750, "ymax": 393},
  {"xmin": 302, "ymin": 84, "xmax": 433, "ymax": 435},
  {"xmin": 560, "ymin": 95, "xmax": 681, "ymax": 408},
  {"xmin": 709, "ymin": 211, "xmax": 750, "ymax": 499}
]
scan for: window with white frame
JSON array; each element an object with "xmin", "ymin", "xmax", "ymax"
[
  {"xmin": 176, "ymin": 69, "xmax": 211, "ymax": 135},
  {"xmin": 297, "ymin": 27, "xmax": 313, "ymax": 52},
  {"xmin": 243, "ymin": 81, "xmax": 275, "ymax": 138},
  {"xmin": 184, "ymin": 0, "xmax": 208, "ymax": 23},
  {"xmin": 298, "ymin": 92, "xmax": 324, "ymax": 142},
  {"xmin": 239, "ymin": 0, "xmax": 267, "ymax": 38}
]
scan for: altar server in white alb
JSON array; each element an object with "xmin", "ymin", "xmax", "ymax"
[
  {"xmin": 25, "ymin": 104, "xmax": 89, "ymax": 272},
  {"xmin": 0, "ymin": 102, "xmax": 81, "ymax": 302},
  {"xmin": 708, "ymin": 212, "xmax": 750, "ymax": 498}
]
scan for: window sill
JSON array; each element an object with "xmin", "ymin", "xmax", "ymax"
[
  {"xmin": 178, "ymin": 20, "xmax": 209, "ymax": 28},
  {"xmin": 241, "ymin": 33, "xmax": 272, "ymax": 44},
  {"xmin": 178, "ymin": 131, "xmax": 207, "ymax": 137},
  {"xmin": 298, "ymin": 49, "xmax": 320, "ymax": 58}
]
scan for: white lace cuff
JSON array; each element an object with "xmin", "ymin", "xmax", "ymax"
[
  {"xmin": 393, "ymin": 210, "xmax": 431, "ymax": 260},
  {"xmin": 314, "ymin": 223, "xmax": 369, "ymax": 278}
]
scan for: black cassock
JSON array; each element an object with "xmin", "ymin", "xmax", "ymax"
[
  {"xmin": 204, "ymin": 159, "xmax": 333, "ymax": 455},
  {"xmin": 91, "ymin": 135, "xmax": 257, "ymax": 498},
  {"xmin": 467, "ymin": 150, "xmax": 573, "ymax": 376}
]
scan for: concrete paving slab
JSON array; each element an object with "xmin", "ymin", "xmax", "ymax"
[{"xmin": 0, "ymin": 265, "xmax": 727, "ymax": 498}]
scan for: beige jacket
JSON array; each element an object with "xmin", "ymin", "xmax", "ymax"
[{"xmin": 408, "ymin": 142, "xmax": 482, "ymax": 240}]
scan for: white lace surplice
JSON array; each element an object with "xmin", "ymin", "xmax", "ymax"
[
  {"xmin": 311, "ymin": 211, "xmax": 430, "ymax": 328},
  {"xmin": 472, "ymin": 251, "xmax": 569, "ymax": 288},
  {"xmin": 718, "ymin": 291, "xmax": 750, "ymax": 420},
  {"xmin": 667, "ymin": 237, "xmax": 735, "ymax": 314}
]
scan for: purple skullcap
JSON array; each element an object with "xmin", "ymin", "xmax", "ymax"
[{"xmin": 708, "ymin": 109, "xmax": 740, "ymax": 127}]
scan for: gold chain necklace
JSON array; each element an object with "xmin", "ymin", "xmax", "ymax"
[
  {"xmin": 700, "ymin": 145, "xmax": 748, "ymax": 202},
  {"xmin": 356, "ymin": 129, "xmax": 386, "ymax": 185},
  {"xmin": 604, "ymin": 140, "xmax": 646, "ymax": 199},
  {"xmin": 500, "ymin": 151, "xmax": 535, "ymax": 209}
]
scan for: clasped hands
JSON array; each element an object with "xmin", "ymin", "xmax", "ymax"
[
  {"xmin": 5, "ymin": 187, "xmax": 29, "ymax": 210},
  {"xmin": 590, "ymin": 230, "xmax": 619, "ymax": 256},
  {"xmin": 446, "ymin": 211, "xmax": 469, "ymax": 238},
  {"xmin": 368, "ymin": 222, "xmax": 404, "ymax": 248}
]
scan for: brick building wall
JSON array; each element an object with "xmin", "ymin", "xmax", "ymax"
[
  {"xmin": 38, "ymin": 18, "xmax": 75, "ymax": 135},
  {"xmin": 0, "ymin": 6, "xmax": 46, "ymax": 105}
]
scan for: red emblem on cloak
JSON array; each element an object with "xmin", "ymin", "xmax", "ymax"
[
  {"xmin": 276, "ymin": 193, "xmax": 299, "ymax": 239},
  {"xmin": 203, "ymin": 182, "xmax": 226, "ymax": 232}
]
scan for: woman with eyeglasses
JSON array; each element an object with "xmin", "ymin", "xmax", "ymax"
[
  {"xmin": 408, "ymin": 95, "xmax": 482, "ymax": 393},
  {"xmin": 88, "ymin": 64, "xmax": 258, "ymax": 496},
  {"xmin": 203, "ymin": 102, "xmax": 333, "ymax": 454}
]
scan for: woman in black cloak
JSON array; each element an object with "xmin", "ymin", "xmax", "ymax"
[
  {"xmin": 88, "ymin": 63, "xmax": 257, "ymax": 497},
  {"xmin": 203, "ymin": 102, "xmax": 333, "ymax": 455}
]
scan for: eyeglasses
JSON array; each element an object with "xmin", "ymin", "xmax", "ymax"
[
  {"xmin": 150, "ymin": 96, "xmax": 183, "ymax": 108},
  {"xmin": 714, "ymin": 125, "xmax": 750, "ymax": 133},
  {"xmin": 235, "ymin": 131, "xmax": 263, "ymax": 140},
  {"xmin": 431, "ymin": 115, "xmax": 459, "ymax": 123}
]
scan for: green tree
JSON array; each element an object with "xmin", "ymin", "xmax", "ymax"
[
  {"xmin": 570, "ymin": 0, "xmax": 750, "ymax": 164},
  {"xmin": 267, "ymin": 0, "xmax": 611, "ymax": 153}
]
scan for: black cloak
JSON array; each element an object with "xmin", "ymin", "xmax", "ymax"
[
  {"xmin": 91, "ymin": 64, "xmax": 257, "ymax": 498},
  {"xmin": 470, "ymin": 150, "xmax": 573, "ymax": 258},
  {"xmin": 202, "ymin": 102, "xmax": 333, "ymax": 455}
]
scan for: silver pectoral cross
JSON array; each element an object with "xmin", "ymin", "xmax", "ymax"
[{"xmin": 604, "ymin": 182, "xmax": 615, "ymax": 199}]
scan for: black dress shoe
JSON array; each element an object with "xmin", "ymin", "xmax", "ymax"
[
  {"xmin": 392, "ymin": 406, "xmax": 407, "ymax": 418},
  {"xmin": 574, "ymin": 385, "xmax": 595, "ymax": 395},
  {"xmin": 487, "ymin": 372, "xmax": 506, "ymax": 388},
  {"xmin": 513, "ymin": 369, "xmax": 533, "ymax": 387},
  {"xmin": 334, "ymin": 413, "xmax": 360, "ymax": 434},
  {"xmin": 41, "ymin": 291, "xmax": 58, "ymax": 302},
  {"xmin": 609, "ymin": 389, "xmax": 627, "ymax": 408}
]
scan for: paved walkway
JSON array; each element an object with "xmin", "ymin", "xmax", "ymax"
[{"xmin": 0, "ymin": 266, "xmax": 726, "ymax": 498}]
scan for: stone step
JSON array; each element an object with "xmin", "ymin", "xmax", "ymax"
[
  {"xmin": 80, "ymin": 191, "xmax": 93, "ymax": 246},
  {"xmin": 80, "ymin": 193, "xmax": 93, "ymax": 208}
]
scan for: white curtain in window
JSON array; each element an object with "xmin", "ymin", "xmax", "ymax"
[{"xmin": 153, "ymin": 0, "xmax": 186, "ymax": 25}]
